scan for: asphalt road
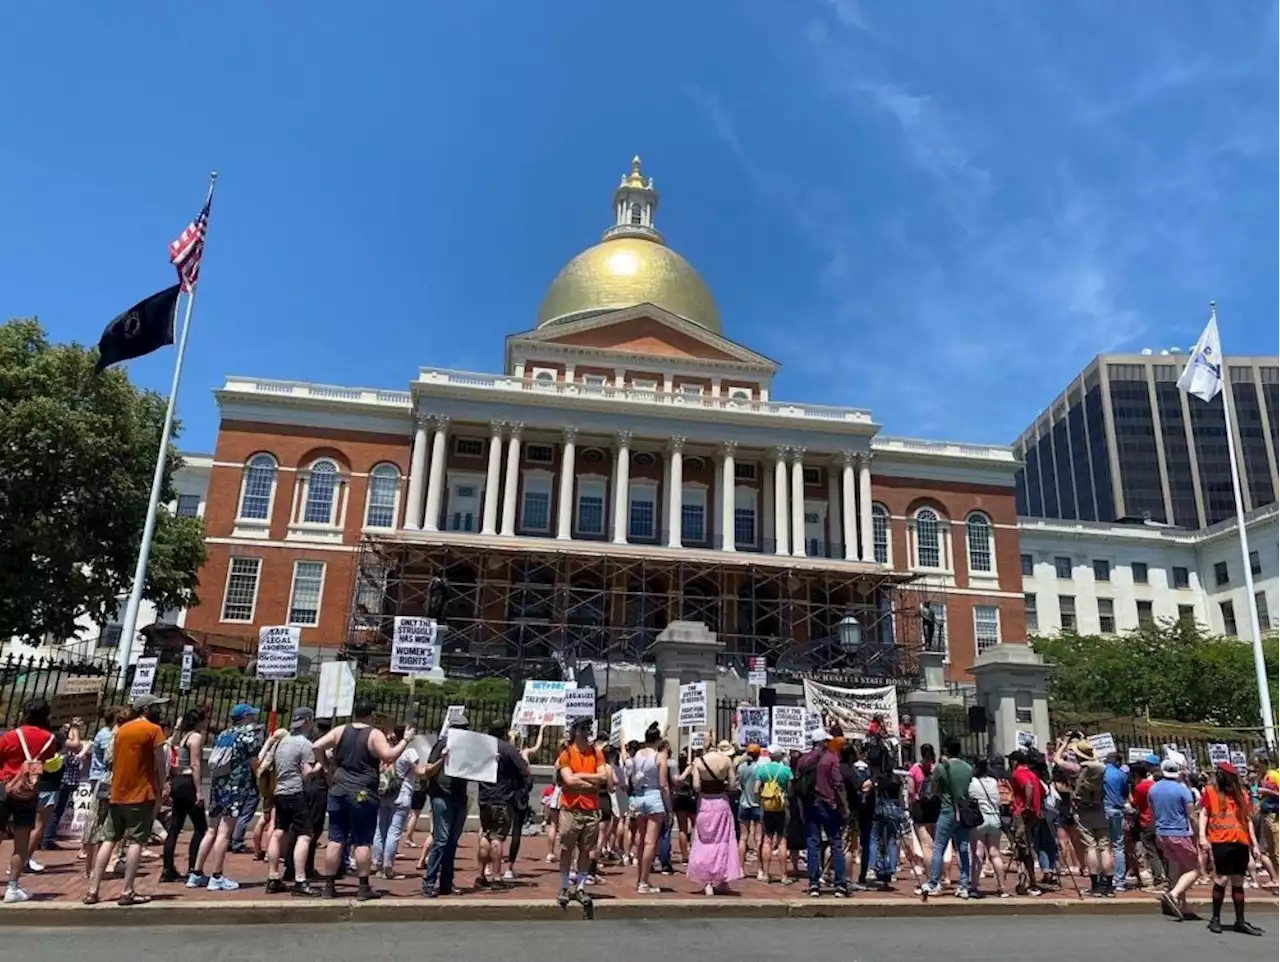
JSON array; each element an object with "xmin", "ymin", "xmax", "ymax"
[{"xmin": 3, "ymin": 917, "xmax": 1275, "ymax": 961}]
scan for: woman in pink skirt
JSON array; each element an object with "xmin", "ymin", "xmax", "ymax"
[{"xmin": 687, "ymin": 738, "xmax": 742, "ymax": 895}]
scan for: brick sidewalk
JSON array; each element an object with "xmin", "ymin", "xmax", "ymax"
[{"xmin": 13, "ymin": 829, "xmax": 1277, "ymax": 907}]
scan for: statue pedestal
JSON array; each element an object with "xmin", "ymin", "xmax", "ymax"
[
  {"xmin": 970, "ymin": 645, "xmax": 1052, "ymax": 756},
  {"xmin": 652, "ymin": 621, "xmax": 724, "ymax": 753}
]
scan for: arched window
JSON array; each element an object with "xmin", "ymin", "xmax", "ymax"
[
  {"xmin": 630, "ymin": 203, "xmax": 643, "ymax": 225},
  {"xmin": 365, "ymin": 464, "xmax": 399, "ymax": 528},
  {"xmin": 871, "ymin": 504, "xmax": 889, "ymax": 564},
  {"xmin": 966, "ymin": 512, "xmax": 993, "ymax": 573},
  {"xmin": 238, "ymin": 454, "xmax": 277, "ymax": 520},
  {"xmin": 914, "ymin": 508, "xmax": 941, "ymax": 568},
  {"xmin": 303, "ymin": 459, "xmax": 339, "ymax": 524}
]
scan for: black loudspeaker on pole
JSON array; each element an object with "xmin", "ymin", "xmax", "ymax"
[{"xmin": 967, "ymin": 704, "xmax": 988, "ymax": 734}]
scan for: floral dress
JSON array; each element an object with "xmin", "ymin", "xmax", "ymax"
[{"xmin": 210, "ymin": 724, "xmax": 264, "ymax": 818}]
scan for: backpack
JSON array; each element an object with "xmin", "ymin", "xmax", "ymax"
[
  {"xmin": 793, "ymin": 755, "xmax": 819, "ymax": 804},
  {"xmin": 4, "ymin": 730, "xmax": 54, "ymax": 802},
  {"xmin": 207, "ymin": 729, "xmax": 237, "ymax": 780},
  {"xmin": 379, "ymin": 762, "xmax": 403, "ymax": 798},
  {"xmin": 1075, "ymin": 762, "xmax": 1104, "ymax": 808},
  {"xmin": 760, "ymin": 766, "xmax": 786, "ymax": 813}
]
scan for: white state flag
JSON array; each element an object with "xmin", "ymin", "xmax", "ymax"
[{"xmin": 1176, "ymin": 308, "xmax": 1224, "ymax": 403}]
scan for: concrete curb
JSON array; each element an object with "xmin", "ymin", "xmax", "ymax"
[{"xmin": 4, "ymin": 895, "xmax": 1274, "ymax": 927}]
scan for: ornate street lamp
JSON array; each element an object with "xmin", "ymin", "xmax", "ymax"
[{"xmin": 836, "ymin": 614, "xmax": 862, "ymax": 652}]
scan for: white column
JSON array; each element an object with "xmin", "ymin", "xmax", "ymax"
[
  {"xmin": 422, "ymin": 415, "xmax": 449, "ymax": 532},
  {"xmin": 404, "ymin": 413, "xmax": 429, "ymax": 530},
  {"xmin": 481, "ymin": 420, "xmax": 504, "ymax": 535},
  {"xmin": 612, "ymin": 431, "xmax": 632, "ymax": 544},
  {"xmin": 667, "ymin": 436, "xmax": 685, "ymax": 548},
  {"xmin": 720, "ymin": 442, "xmax": 737, "ymax": 551},
  {"xmin": 858, "ymin": 454, "xmax": 875, "ymax": 563},
  {"xmin": 499, "ymin": 422, "xmax": 523, "ymax": 536},
  {"xmin": 556, "ymin": 426, "xmax": 577, "ymax": 540},
  {"xmin": 773, "ymin": 447, "xmax": 789, "ymax": 556},
  {"xmin": 840, "ymin": 452, "xmax": 857, "ymax": 561},
  {"xmin": 790, "ymin": 448, "xmax": 807, "ymax": 558},
  {"xmin": 826, "ymin": 462, "xmax": 841, "ymax": 558}
]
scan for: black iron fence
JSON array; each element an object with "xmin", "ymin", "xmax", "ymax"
[{"xmin": 1049, "ymin": 711, "xmax": 1270, "ymax": 770}]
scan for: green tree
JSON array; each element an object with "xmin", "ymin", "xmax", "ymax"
[
  {"xmin": 1032, "ymin": 619, "xmax": 1279, "ymax": 728},
  {"xmin": 0, "ymin": 318, "xmax": 206, "ymax": 644}
]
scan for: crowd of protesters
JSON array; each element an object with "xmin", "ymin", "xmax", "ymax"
[{"xmin": 0, "ymin": 693, "xmax": 1274, "ymax": 936}]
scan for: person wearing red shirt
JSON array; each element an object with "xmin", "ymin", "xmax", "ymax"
[
  {"xmin": 0, "ymin": 699, "xmax": 58, "ymax": 904},
  {"xmin": 1130, "ymin": 758, "xmax": 1166, "ymax": 887},
  {"xmin": 1007, "ymin": 751, "xmax": 1044, "ymax": 897}
]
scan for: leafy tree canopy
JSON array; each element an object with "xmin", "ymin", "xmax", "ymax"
[
  {"xmin": 1032, "ymin": 618, "xmax": 1279, "ymax": 729},
  {"xmin": 0, "ymin": 318, "xmax": 206, "ymax": 643}
]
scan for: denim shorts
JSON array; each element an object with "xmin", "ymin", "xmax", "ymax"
[
  {"xmin": 629, "ymin": 789, "xmax": 665, "ymax": 817},
  {"xmin": 37, "ymin": 789, "xmax": 59, "ymax": 809},
  {"xmin": 327, "ymin": 793, "xmax": 379, "ymax": 847},
  {"xmin": 739, "ymin": 805, "xmax": 762, "ymax": 823}
]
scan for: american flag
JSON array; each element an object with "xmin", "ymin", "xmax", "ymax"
[{"xmin": 168, "ymin": 195, "xmax": 212, "ymax": 292}]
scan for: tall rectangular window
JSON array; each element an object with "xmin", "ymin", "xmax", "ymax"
[
  {"xmin": 1092, "ymin": 559, "xmax": 1111, "ymax": 582},
  {"xmin": 176, "ymin": 494, "xmax": 201, "ymax": 517},
  {"xmin": 1024, "ymin": 594, "xmax": 1038, "ymax": 632},
  {"xmin": 520, "ymin": 475, "xmax": 551, "ymax": 533},
  {"xmin": 1059, "ymin": 595, "xmax": 1077, "ymax": 631},
  {"xmin": 1097, "ymin": 598, "xmax": 1115, "ymax": 634},
  {"xmin": 288, "ymin": 561, "xmax": 325, "ymax": 627},
  {"xmin": 1172, "ymin": 566, "xmax": 1190, "ymax": 589},
  {"xmin": 733, "ymin": 508, "xmax": 756, "ymax": 546},
  {"xmin": 973, "ymin": 606, "xmax": 1000, "ymax": 654},
  {"xmin": 576, "ymin": 478, "xmax": 606, "ymax": 536},
  {"xmin": 1131, "ymin": 561, "xmax": 1148, "ymax": 584},
  {"xmin": 629, "ymin": 483, "xmax": 656, "ymax": 540},
  {"xmin": 1256, "ymin": 592, "xmax": 1271, "ymax": 633},
  {"xmin": 1021, "ymin": 554, "xmax": 1034, "ymax": 576},
  {"xmin": 1214, "ymin": 561, "xmax": 1229, "ymax": 587},
  {"xmin": 221, "ymin": 558, "xmax": 262, "ymax": 622},
  {"xmin": 1178, "ymin": 604, "xmax": 1195, "ymax": 625},
  {"xmin": 1054, "ymin": 556, "xmax": 1073, "ymax": 579},
  {"xmin": 1136, "ymin": 600, "xmax": 1154, "ymax": 627},
  {"xmin": 1250, "ymin": 550, "xmax": 1262, "ymax": 576},
  {"xmin": 872, "ymin": 507, "xmax": 889, "ymax": 564},
  {"xmin": 681, "ymin": 488, "xmax": 706, "ymax": 542},
  {"xmin": 1220, "ymin": 600, "xmax": 1238, "ymax": 636}
]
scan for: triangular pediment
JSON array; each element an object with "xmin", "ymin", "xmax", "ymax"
[{"xmin": 507, "ymin": 304, "xmax": 779, "ymax": 370}]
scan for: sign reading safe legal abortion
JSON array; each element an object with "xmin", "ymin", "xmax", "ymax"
[
  {"xmin": 678, "ymin": 682, "xmax": 707, "ymax": 729},
  {"xmin": 256, "ymin": 626, "xmax": 301, "ymax": 680},
  {"xmin": 390, "ymin": 617, "xmax": 439, "ymax": 675}
]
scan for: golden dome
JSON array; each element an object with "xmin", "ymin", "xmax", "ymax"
[{"xmin": 535, "ymin": 235, "xmax": 721, "ymax": 333}]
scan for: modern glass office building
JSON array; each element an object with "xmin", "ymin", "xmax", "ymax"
[{"xmin": 1014, "ymin": 353, "xmax": 1278, "ymax": 529}]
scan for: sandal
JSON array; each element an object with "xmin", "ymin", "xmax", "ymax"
[
  {"xmin": 82, "ymin": 892, "xmax": 100, "ymax": 905},
  {"xmin": 117, "ymin": 892, "xmax": 152, "ymax": 906}
]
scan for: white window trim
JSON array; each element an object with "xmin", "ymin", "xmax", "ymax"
[
  {"xmin": 909, "ymin": 508, "xmax": 952, "ymax": 575},
  {"xmin": 871, "ymin": 503, "xmax": 892, "ymax": 567},
  {"xmin": 362, "ymin": 463, "xmax": 401, "ymax": 532},
  {"xmin": 628, "ymin": 479, "xmax": 659, "ymax": 540},
  {"xmin": 220, "ymin": 556, "xmax": 262, "ymax": 624},
  {"xmin": 286, "ymin": 560, "xmax": 327, "ymax": 628},
  {"xmin": 575, "ymin": 472, "xmax": 609, "ymax": 538},
  {"xmin": 287, "ymin": 459, "xmax": 348, "ymax": 543},
  {"xmin": 519, "ymin": 468, "xmax": 554, "ymax": 534},
  {"xmin": 973, "ymin": 604, "xmax": 1002, "ymax": 654},
  {"xmin": 234, "ymin": 454, "xmax": 278, "ymax": 538},
  {"xmin": 963, "ymin": 512, "xmax": 998, "ymax": 581},
  {"xmin": 444, "ymin": 471, "xmax": 486, "ymax": 533}
]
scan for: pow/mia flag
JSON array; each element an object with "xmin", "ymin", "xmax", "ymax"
[{"xmin": 93, "ymin": 284, "xmax": 181, "ymax": 374}]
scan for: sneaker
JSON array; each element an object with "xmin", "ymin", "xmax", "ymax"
[
  {"xmin": 557, "ymin": 888, "xmax": 571, "ymax": 908},
  {"xmin": 1026, "ymin": 887, "xmax": 1043, "ymax": 897},
  {"xmin": 502, "ymin": 869, "xmax": 516, "ymax": 882},
  {"xmin": 756, "ymin": 870, "xmax": 768, "ymax": 883},
  {"xmin": 1160, "ymin": 891, "xmax": 1184, "ymax": 921},
  {"xmin": 24, "ymin": 859, "xmax": 44, "ymax": 875},
  {"xmin": 914, "ymin": 882, "xmax": 941, "ymax": 896},
  {"xmin": 808, "ymin": 886, "xmax": 821, "ymax": 898},
  {"xmin": 291, "ymin": 882, "xmax": 321, "ymax": 898},
  {"xmin": 1232, "ymin": 921, "xmax": 1264, "ymax": 936},
  {"xmin": 955, "ymin": 887, "xmax": 970, "ymax": 900},
  {"xmin": 208, "ymin": 876, "xmax": 240, "ymax": 892},
  {"xmin": 186, "ymin": 872, "xmax": 209, "ymax": 888},
  {"xmin": 264, "ymin": 879, "xmax": 287, "ymax": 895},
  {"xmin": 833, "ymin": 885, "xmax": 849, "ymax": 899},
  {"xmin": 3, "ymin": 885, "xmax": 29, "ymax": 904}
]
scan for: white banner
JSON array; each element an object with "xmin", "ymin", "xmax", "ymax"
[
  {"xmin": 179, "ymin": 645, "xmax": 194, "ymax": 692},
  {"xmin": 771, "ymin": 706, "xmax": 806, "ymax": 751},
  {"xmin": 129, "ymin": 657, "xmax": 158, "ymax": 700},
  {"xmin": 519, "ymin": 680, "xmax": 575, "ymax": 727},
  {"xmin": 1088, "ymin": 732, "xmax": 1117, "ymax": 757},
  {"xmin": 256, "ymin": 626, "xmax": 300, "ymax": 680},
  {"xmin": 737, "ymin": 707, "xmax": 770, "ymax": 747},
  {"xmin": 678, "ymin": 681, "xmax": 707, "ymax": 729},
  {"xmin": 316, "ymin": 661, "xmax": 356, "ymax": 718},
  {"xmin": 802, "ymin": 679, "xmax": 899, "ymax": 739},
  {"xmin": 391, "ymin": 616, "xmax": 439, "ymax": 675}
]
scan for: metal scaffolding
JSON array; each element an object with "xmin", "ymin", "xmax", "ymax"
[{"xmin": 344, "ymin": 537, "xmax": 948, "ymax": 686}]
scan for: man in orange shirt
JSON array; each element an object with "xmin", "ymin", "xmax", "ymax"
[
  {"xmin": 555, "ymin": 716, "xmax": 608, "ymax": 910},
  {"xmin": 85, "ymin": 694, "xmax": 169, "ymax": 906}
]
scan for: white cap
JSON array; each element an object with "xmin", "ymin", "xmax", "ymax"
[
  {"xmin": 768, "ymin": 744, "xmax": 786, "ymax": 758},
  {"xmin": 1160, "ymin": 758, "xmax": 1182, "ymax": 777},
  {"xmin": 811, "ymin": 729, "xmax": 832, "ymax": 744}
]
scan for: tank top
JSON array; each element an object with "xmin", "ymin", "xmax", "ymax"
[
  {"xmin": 696, "ymin": 755, "xmax": 728, "ymax": 796},
  {"xmin": 628, "ymin": 749, "xmax": 661, "ymax": 794},
  {"xmin": 176, "ymin": 732, "xmax": 195, "ymax": 772},
  {"xmin": 331, "ymin": 725, "xmax": 378, "ymax": 799}
]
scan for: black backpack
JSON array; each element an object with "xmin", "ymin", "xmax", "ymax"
[{"xmin": 793, "ymin": 755, "xmax": 819, "ymax": 803}]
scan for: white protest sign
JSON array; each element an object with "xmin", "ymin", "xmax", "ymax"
[
  {"xmin": 316, "ymin": 660, "xmax": 356, "ymax": 717},
  {"xmin": 129, "ymin": 657, "xmax": 158, "ymax": 700},
  {"xmin": 620, "ymin": 708, "xmax": 667, "ymax": 746},
  {"xmin": 609, "ymin": 711, "xmax": 623, "ymax": 747},
  {"xmin": 1208, "ymin": 743, "xmax": 1231, "ymax": 765},
  {"xmin": 444, "ymin": 727, "xmax": 498, "ymax": 784},
  {"xmin": 179, "ymin": 645, "xmax": 194, "ymax": 692},
  {"xmin": 1230, "ymin": 750, "xmax": 1248, "ymax": 771},
  {"xmin": 804, "ymin": 712, "xmax": 823, "ymax": 737},
  {"xmin": 1128, "ymin": 747, "xmax": 1153, "ymax": 763},
  {"xmin": 1016, "ymin": 730, "xmax": 1038, "ymax": 749},
  {"xmin": 56, "ymin": 780, "xmax": 94, "ymax": 839},
  {"xmin": 439, "ymin": 704, "xmax": 467, "ymax": 738},
  {"xmin": 691, "ymin": 731, "xmax": 705, "ymax": 751},
  {"xmin": 748, "ymin": 657, "xmax": 768, "ymax": 688},
  {"xmin": 520, "ymin": 680, "xmax": 574, "ymax": 727},
  {"xmin": 772, "ymin": 706, "xmax": 806, "ymax": 751},
  {"xmin": 678, "ymin": 682, "xmax": 707, "ymax": 729},
  {"xmin": 256, "ymin": 625, "xmax": 300, "ymax": 680},
  {"xmin": 565, "ymin": 687, "xmax": 596, "ymax": 720},
  {"xmin": 737, "ymin": 707, "xmax": 771, "ymax": 747},
  {"xmin": 1087, "ymin": 732, "xmax": 1117, "ymax": 757},
  {"xmin": 391, "ymin": 616, "xmax": 439, "ymax": 675},
  {"xmin": 802, "ymin": 679, "xmax": 900, "ymax": 739},
  {"xmin": 1163, "ymin": 745, "xmax": 1187, "ymax": 769}
]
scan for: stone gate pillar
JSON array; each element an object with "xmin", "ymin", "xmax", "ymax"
[
  {"xmin": 652, "ymin": 621, "xmax": 724, "ymax": 755},
  {"xmin": 969, "ymin": 645, "xmax": 1052, "ymax": 757}
]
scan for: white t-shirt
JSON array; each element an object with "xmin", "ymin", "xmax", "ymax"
[{"xmin": 969, "ymin": 775, "xmax": 1002, "ymax": 830}]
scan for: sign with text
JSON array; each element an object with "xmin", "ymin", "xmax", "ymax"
[
  {"xmin": 772, "ymin": 706, "xmax": 806, "ymax": 751},
  {"xmin": 1016, "ymin": 730, "xmax": 1038, "ymax": 750},
  {"xmin": 1208, "ymin": 743, "xmax": 1231, "ymax": 765},
  {"xmin": 609, "ymin": 711, "xmax": 623, "ymax": 747},
  {"xmin": 316, "ymin": 660, "xmax": 356, "ymax": 718},
  {"xmin": 439, "ymin": 704, "xmax": 467, "ymax": 738},
  {"xmin": 1087, "ymin": 732, "xmax": 1117, "ymax": 757},
  {"xmin": 802, "ymin": 679, "xmax": 900, "ymax": 739},
  {"xmin": 179, "ymin": 645, "xmax": 194, "ymax": 692},
  {"xmin": 1230, "ymin": 750, "xmax": 1248, "ymax": 771},
  {"xmin": 391, "ymin": 617, "xmax": 439, "ymax": 675},
  {"xmin": 256, "ymin": 626, "xmax": 300, "ymax": 680},
  {"xmin": 691, "ymin": 731, "xmax": 705, "ymax": 751},
  {"xmin": 1128, "ymin": 748, "xmax": 1153, "ymax": 763},
  {"xmin": 737, "ymin": 707, "xmax": 771, "ymax": 747},
  {"xmin": 678, "ymin": 681, "xmax": 707, "ymax": 729},
  {"xmin": 804, "ymin": 712, "xmax": 823, "ymax": 737},
  {"xmin": 129, "ymin": 657, "xmax": 158, "ymax": 700},
  {"xmin": 49, "ymin": 690, "xmax": 100, "ymax": 729},
  {"xmin": 565, "ymin": 687, "xmax": 596, "ymax": 721},
  {"xmin": 519, "ymin": 680, "xmax": 575, "ymax": 727},
  {"xmin": 747, "ymin": 656, "xmax": 768, "ymax": 688}
]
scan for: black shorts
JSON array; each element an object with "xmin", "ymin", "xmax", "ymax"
[
  {"xmin": 1211, "ymin": 841, "xmax": 1250, "ymax": 877},
  {"xmin": 673, "ymin": 793, "xmax": 696, "ymax": 815},
  {"xmin": 599, "ymin": 793, "xmax": 614, "ymax": 820},
  {"xmin": 0, "ymin": 793, "xmax": 38, "ymax": 832},
  {"xmin": 273, "ymin": 792, "xmax": 312, "ymax": 837},
  {"xmin": 762, "ymin": 810, "xmax": 787, "ymax": 839},
  {"xmin": 480, "ymin": 803, "xmax": 512, "ymax": 841}
]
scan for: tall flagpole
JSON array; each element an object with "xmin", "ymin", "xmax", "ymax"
[
  {"xmin": 115, "ymin": 172, "xmax": 218, "ymax": 685},
  {"xmin": 1213, "ymin": 302, "xmax": 1276, "ymax": 750}
]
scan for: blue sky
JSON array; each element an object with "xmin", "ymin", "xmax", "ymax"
[{"xmin": 3, "ymin": 1, "xmax": 1276, "ymax": 452}]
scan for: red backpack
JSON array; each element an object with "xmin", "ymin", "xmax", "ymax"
[{"xmin": 4, "ymin": 729, "xmax": 54, "ymax": 802}]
